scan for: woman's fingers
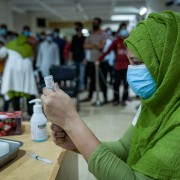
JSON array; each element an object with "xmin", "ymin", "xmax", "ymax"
[
  {"xmin": 51, "ymin": 124, "xmax": 66, "ymax": 138},
  {"xmin": 53, "ymin": 137, "xmax": 65, "ymax": 145},
  {"xmin": 52, "ymin": 131, "xmax": 66, "ymax": 138},
  {"xmin": 50, "ymin": 123, "xmax": 64, "ymax": 132},
  {"xmin": 43, "ymin": 87, "xmax": 54, "ymax": 96},
  {"xmin": 54, "ymin": 82, "xmax": 60, "ymax": 91},
  {"xmin": 41, "ymin": 94, "xmax": 46, "ymax": 103}
]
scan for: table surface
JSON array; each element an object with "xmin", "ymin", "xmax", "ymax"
[{"xmin": 0, "ymin": 122, "xmax": 66, "ymax": 180}]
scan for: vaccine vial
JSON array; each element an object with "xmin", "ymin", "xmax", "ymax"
[{"xmin": 44, "ymin": 75, "xmax": 55, "ymax": 90}]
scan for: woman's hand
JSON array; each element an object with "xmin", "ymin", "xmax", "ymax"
[
  {"xmin": 51, "ymin": 123, "xmax": 79, "ymax": 153},
  {"xmin": 42, "ymin": 83, "xmax": 100, "ymax": 161},
  {"xmin": 41, "ymin": 83, "xmax": 80, "ymax": 130}
]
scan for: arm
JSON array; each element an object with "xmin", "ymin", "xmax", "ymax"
[
  {"xmin": 88, "ymin": 144, "xmax": 153, "ymax": 180},
  {"xmin": 70, "ymin": 36, "xmax": 75, "ymax": 53},
  {"xmin": 102, "ymin": 124, "xmax": 134, "ymax": 162},
  {"xmin": 99, "ymin": 40, "xmax": 116, "ymax": 62},
  {"xmin": 97, "ymin": 38, "xmax": 106, "ymax": 51},
  {"xmin": 51, "ymin": 121, "xmax": 134, "ymax": 161},
  {"xmin": 102, "ymin": 105, "xmax": 141, "ymax": 161},
  {"xmin": 84, "ymin": 38, "xmax": 94, "ymax": 49},
  {"xmin": 41, "ymin": 84, "xmax": 99, "ymax": 161},
  {"xmin": 70, "ymin": 36, "xmax": 74, "ymax": 60},
  {"xmin": 54, "ymin": 44, "xmax": 60, "ymax": 65},
  {"xmin": 36, "ymin": 44, "xmax": 42, "ymax": 68},
  {"xmin": 84, "ymin": 36, "xmax": 106, "ymax": 50},
  {"xmin": 41, "ymin": 85, "xmax": 153, "ymax": 180}
]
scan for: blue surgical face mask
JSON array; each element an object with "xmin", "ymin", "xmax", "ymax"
[
  {"xmin": 105, "ymin": 30, "xmax": 112, "ymax": 36},
  {"xmin": 119, "ymin": 29, "xmax": 128, "ymax": 38},
  {"xmin": 23, "ymin": 31, "xmax": 30, "ymax": 37},
  {"xmin": 127, "ymin": 64, "xmax": 156, "ymax": 99},
  {"xmin": 0, "ymin": 29, "xmax": 7, "ymax": 36},
  {"xmin": 46, "ymin": 36, "xmax": 53, "ymax": 42}
]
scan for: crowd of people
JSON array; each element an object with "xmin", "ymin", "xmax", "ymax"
[{"xmin": 0, "ymin": 17, "xmax": 131, "ymax": 115}]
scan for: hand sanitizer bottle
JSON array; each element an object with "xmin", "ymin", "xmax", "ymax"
[{"xmin": 29, "ymin": 99, "xmax": 48, "ymax": 142}]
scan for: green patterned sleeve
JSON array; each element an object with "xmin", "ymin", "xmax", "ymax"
[
  {"xmin": 88, "ymin": 125, "xmax": 154, "ymax": 180},
  {"xmin": 102, "ymin": 124, "xmax": 134, "ymax": 162}
]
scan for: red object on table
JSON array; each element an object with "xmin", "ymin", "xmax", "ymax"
[{"xmin": 0, "ymin": 111, "xmax": 22, "ymax": 136}]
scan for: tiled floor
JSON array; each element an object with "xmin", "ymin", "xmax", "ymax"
[{"xmin": 77, "ymin": 89, "xmax": 140, "ymax": 180}]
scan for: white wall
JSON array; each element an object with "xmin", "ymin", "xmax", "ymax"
[
  {"xmin": 0, "ymin": 0, "xmax": 13, "ymax": 29},
  {"xmin": 0, "ymin": 1, "xmax": 35, "ymax": 34},
  {"xmin": 146, "ymin": 0, "xmax": 180, "ymax": 15},
  {"xmin": 13, "ymin": 12, "xmax": 32, "ymax": 34}
]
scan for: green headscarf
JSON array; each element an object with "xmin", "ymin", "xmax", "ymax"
[
  {"xmin": 125, "ymin": 11, "xmax": 180, "ymax": 179},
  {"xmin": 6, "ymin": 35, "xmax": 33, "ymax": 58}
]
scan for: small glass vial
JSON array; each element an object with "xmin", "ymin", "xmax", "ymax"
[{"xmin": 44, "ymin": 75, "xmax": 55, "ymax": 90}]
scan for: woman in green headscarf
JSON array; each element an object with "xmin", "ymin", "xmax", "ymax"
[{"xmin": 41, "ymin": 11, "xmax": 180, "ymax": 179}]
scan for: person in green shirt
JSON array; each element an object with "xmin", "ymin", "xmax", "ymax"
[
  {"xmin": 6, "ymin": 34, "xmax": 33, "ymax": 59},
  {"xmin": 41, "ymin": 10, "xmax": 180, "ymax": 179}
]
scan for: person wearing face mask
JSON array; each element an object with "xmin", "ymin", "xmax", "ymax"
[
  {"xmin": 0, "ymin": 24, "xmax": 10, "ymax": 43},
  {"xmin": 5, "ymin": 32, "xmax": 35, "ymax": 115},
  {"xmin": 22, "ymin": 25, "xmax": 38, "ymax": 70},
  {"xmin": 41, "ymin": 11, "xmax": 180, "ymax": 179},
  {"xmin": 6, "ymin": 34, "xmax": 33, "ymax": 59},
  {"xmin": 37, "ymin": 31, "xmax": 46, "ymax": 43},
  {"xmin": 36, "ymin": 30, "xmax": 60, "ymax": 77},
  {"xmin": 99, "ymin": 23, "xmax": 130, "ymax": 106},
  {"xmin": 22, "ymin": 25, "xmax": 31, "ymax": 37},
  {"xmin": 98, "ymin": 27, "xmax": 115, "ymax": 103},
  {"xmin": 0, "ymin": 46, "xmax": 38, "ymax": 115},
  {"xmin": 82, "ymin": 17, "xmax": 107, "ymax": 103},
  {"xmin": 53, "ymin": 28, "xmax": 65, "ymax": 65},
  {"xmin": 0, "ymin": 38, "xmax": 6, "ymax": 75},
  {"xmin": 70, "ymin": 22, "xmax": 86, "ymax": 91},
  {"xmin": 0, "ymin": 43, "xmax": 9, "ymax": 112},
  {"xmin": 22, "ymin": 26, "xmax": 37, "ymax": 49}
]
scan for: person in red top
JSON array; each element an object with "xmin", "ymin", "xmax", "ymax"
[{"xmin": 99, "ymin": 23, "xmax": 129, "ymax": 106}]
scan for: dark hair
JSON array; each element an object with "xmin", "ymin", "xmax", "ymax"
[
  {"xmin": 112, "ymin": 31, "xmax": 117, "ymax": 37},
  {"xmin": 119, "ymin": 22, "xmax": 127, "ymax": 29},
  {"xmin": 40, "ymin": 31, "xmax": 45, "ymax": 35},
  {"xmin": 75, "ymin": 22, "xmax": 83, "ymax": 29},
  {"xmin": 105, "ymin": 27, "xmax": 111, "ymax": 32},
  {"xmin": 0, "ymin": 40, "xmax": 5, "ymax": 46},
  {"xmin": 0, "ymin": 24, "xmax": 7, "ymax": 29},
  {"xmin": 117, "ymin": 22, "xmax": 127, "ymax": 33},
  {"xmin": 23, "ymin": 25, "xmax": 30, "ymax": 31},
  {"xmin": 93, "ymin": 17, "xmax": 102, "ymax": 24},
  {"xmin": 54, "ymin": 28, "xmax": 60, "ymax": 33}
]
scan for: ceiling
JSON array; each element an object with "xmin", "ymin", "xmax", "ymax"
[{"xmin": 8, "ymin": 0, "xmax": 146, "ymax": 22}]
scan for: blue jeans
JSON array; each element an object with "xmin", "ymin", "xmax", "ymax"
[{"xmin": 74, "ymin": 61, "xmax": 85, "ymax": 90}]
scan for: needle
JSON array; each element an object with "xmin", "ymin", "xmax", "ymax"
[{"xmin": 27, "ymin": 152, "xmax": 52, "ymax": 165}]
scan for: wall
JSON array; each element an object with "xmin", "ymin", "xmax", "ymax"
[
  {"xmin": 13, "ymin": 12, "xmax": 32, "ymax": 34},
  {"xmin": 0, "ymin": 0, "xmax": 13, "ymax": 29},
  {"xmin": 0, "ymin": 1, "xmax": 36, "ymax": 35},
  {"xmin": 146, "ymin": 0, "xmax": 180, "ymax": 15}
]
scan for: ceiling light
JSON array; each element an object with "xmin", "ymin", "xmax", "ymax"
[
  {"xmin": 111, "ymin": 15, "xmax": 136, "ymax": 21},
  {"xmin": 82, "ymin": 29, "xmax": 88, "ymax": 34},
  {"xmin": 82, "ymin": 29, "xmax": 89, "ymax": 37},
  {"xmin": 114, "ymin": 7, "xmax": 139, "ymax": 14},
  {"xmin": 139, "ymin": 7, "xmax": 147, "ymax": 16}
]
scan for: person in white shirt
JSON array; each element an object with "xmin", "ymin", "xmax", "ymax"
[
  {"xmin": 0, "ymin": 47, "xmax": 38, "ymax": 115},
  {"xmin": 36, "ymin": 30, "xmax": 60, "ymax": 77}
]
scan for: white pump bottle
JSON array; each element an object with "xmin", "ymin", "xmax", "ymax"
[{"xmin": 29, "ymin": 99, "xmax": 48, "ymax": 142}]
